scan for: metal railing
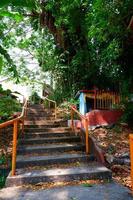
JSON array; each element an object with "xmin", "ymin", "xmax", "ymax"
[
  {"xmin": 70, "ymin": 106, "xmax": 89, "ymax": 154},
  {"xmin": 42, "ymin": 96, "xmax": 57, "ymax": 119},
  {"xmin": 94, "ymin": 91, "xmax": 120, "ymax": 110},
  {"xmin": 84, "ymin": 90, "xmax": 120, "ymax": 110},
  {"xmin": 130, "ymin": 134, "xmax": 133, "ymax": 190},
  {"xmin": 0, "ymin": 99, "xmax": 28, "ymax": 176}
]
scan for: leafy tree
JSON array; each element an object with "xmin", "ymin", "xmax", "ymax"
[{"xmin": 0, "ymin": 0, "xmax": 133, "ymax": 101}]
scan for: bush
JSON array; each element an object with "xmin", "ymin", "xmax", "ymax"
[
  {"xmin": 29, "ymin": 92, "xmax": 41, "ymax": 104},
  {"xmin": 0, "ymin": 96, "xmax": 21, "ymax": 122},
  {"xmin": 121, "ymin": 102, "xmax": 133, "ymax": 127}
]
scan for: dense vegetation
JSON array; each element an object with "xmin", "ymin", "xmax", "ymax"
[
  {"xmin": 0, "ymin": 0, "xmax": 133, "ymax": 122},
  {"xmin": 0, "ymin": 85, "xmax": 21, "ymax": 122}
]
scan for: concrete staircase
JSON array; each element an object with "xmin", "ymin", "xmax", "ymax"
[{"xmin": 6, "ymin": 104, "xmax": 111, "ymax": 187}]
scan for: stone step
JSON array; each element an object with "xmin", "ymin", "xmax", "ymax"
[
  {"xmin": 24, "ymin": 127, "xmax": 71, "ymax": 133},
  {"xmin": 6, "ymin": 162, "xmax": 111, "ymax": 187},
  {"xmin": 27, "ymin": 112, "xmax": 52, "ymax": 115},
  {"xmin": 26, "ymin": 117, "xmax": 55, "ymax": 121},
  {"xmin": 24, "ymin": 119, "xmax": 65, "ymax": 126},
  {"xmin": 27, "ymin": 114, "xmax": 53, "ymax": 118},
  {"xmin": 19, "ymin": 136, "xmax": 81, "ymax": 145},
  {"xmin": 27, "ymin": 109, "xmax": 45, "ymax": 112},
  {"xmin": 28, "ymin": 108, "xmax": 45, "ymax": 111},
  {"xmin": 25, "ymin": 124, "xmax": 60, "ymax": 128},
  {"xmin": 23, "ymin": 131, "xmax": 74, "ymax": 138},
  {"xmin": 27, "ymin": 109, "xmax": 53, "ymax": 113},
  {"xmin": 28, "ymin": 104, "xmax": 44, "ymax": 107},
  {"xmin": 24, "ymin": 124, "xmax": 60, "ymax": 128},
  {"xmin": 17, "ymin": 143, "xmax": 85, "ymax": 155},
  {"xmin": 16, "ymin": 153, "xmax": 94, "ymax": 168}
]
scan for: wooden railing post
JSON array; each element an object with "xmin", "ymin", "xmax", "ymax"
[
  {"xmin": 94, "ymin": 90, "xmax": 96, "ymax": 110},
  {"xmin": 12, "ymin": 120, "xmax": 18, "ymax": 176},
  {"xmin": 130, "ymin": 134, "xmax": 133, "ymax": 190},
  {"xmin": 71, "ymin": 108, "xmax": 74, "ymax": 131},
  {"xmin": 55, "ymin": 102, "xmax": 57, "ymax": 119},
  {"xmin": 22, "ymin": 118, "xmax": 24, "ymax": 136},
  {"xmin": 85, "ymin": 118, "xmax": 89, "ymax": 154}
]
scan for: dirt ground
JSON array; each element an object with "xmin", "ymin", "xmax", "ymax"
[{"xmin": 91, "ymin": 124, "xmax": 133, "ymax": 189}]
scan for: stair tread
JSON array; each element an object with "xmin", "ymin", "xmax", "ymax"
[
  {"xmin": 24, "ymin": 130, "xmax": 72, "ymax": 134},
  {"xmin": 18, "ymin": 143, "xmax": 84, "ymax": 151},
  {"xmin": 17, "ymin": 153, "xmax": 88, "ymax": 162},
  {"xmin": 19, "ymin": 142, "xmax": 83, "ymax": 147},
  {"xmin": 24, "ymin": 127, "xmax": 70, "ymax": 130},
  {"xmin": 20, "ymin": 136, "xmax": 80, "ymax": 141},
  {"xmin": 14, "ymin": 162, "xmax": 111, "ymax": 177}
]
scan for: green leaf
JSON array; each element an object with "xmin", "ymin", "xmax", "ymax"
[
  {"xmin": 82, "ymin": 183, "xmax": 93, "ymax": 187},
  {"xmin": 0, "ymin": 56, "xmax": 3, "ymax": 73},
  {"xmin": 0, "ymin": 0, "xmax": 11, "ymax": 8},
  {"xmin": 0, "ymin": 0, "xmax": 35, "ymax": 8},
  {"xmin": 0, "ymin": 10, "xmax": 23, "ymax": 22}
]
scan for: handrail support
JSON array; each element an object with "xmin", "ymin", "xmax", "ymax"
[
  {"xmin": 12, "ymin": 121, "xmax": 18, "ymax": 176},
  {"xmin": 71, "ymin": 106, "xmax": 89, "ymax": 155},
  {"xmin": 130, "ymin": 134, "xmax": 133, "ymax": 190}
]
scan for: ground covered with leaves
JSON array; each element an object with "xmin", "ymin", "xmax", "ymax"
[
  {"xmin": 0, "ymin": 127, "xmax": 13, "ymax": 188},
  {"xmin": 57, "ymin": 105, "xmax": 133, "ymax": 189},
  {"xmin": 91, "ymin": 124, "xmax": 133, "ymax": 189}
]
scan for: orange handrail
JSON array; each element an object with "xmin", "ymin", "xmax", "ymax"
[
  {"xmin": 0, "ymin": 99, "xmax": 28, "ymax": 176},
  {"xmin": 129, "ymin": 134, "xmax": 133, "ymax": 190},
  {"xmin": 70, "ymin": 106, "xmax": 89, "ymax": 154},
  {"xmin": 42, "ymin": 96, "xmax": 57, "ymax": 119}
]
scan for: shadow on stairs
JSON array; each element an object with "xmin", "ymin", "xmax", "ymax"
[{"xmin": 6, "ymin": 104, "xmax": 112, "ymax": 187}]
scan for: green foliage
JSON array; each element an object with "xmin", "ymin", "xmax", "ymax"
[
  {"xmin": 58, "ymin": 98, "xmax": 79, "ymax": 111},
  {"xmin": 121, "ymin": 102, "xmax": 133, "ymax": 126},
  {"xmin": 29, "ymin": 91, "xmax": 41, "ymax": 104},
  {"xmin": 0, "ymin": 155, "xmax": 6, "ymax": 165},
  {"xmin": 41, "ymin": 0, "xmax": 132, "ymax": 98},
  {"xmin": 0, "ymin": 92, "xmax": 21, "ymax": 122},
  {"xmin": 0, "ymin": 10, "xmax": 23, "ymax": 22},
  {"xmin": 0, "ymin": 0, "xmax": 132, "ymax": 103},
  {"xmin": 0, "ymin": 0, "xmax": 36, "ymax": 8},
  {"xmin": 0, "ymin": 173, "xmax": 6, "ymax": 188},
  {"xmin": 82, "ymin": 183, "xmax": 93, "ymax": 187}
]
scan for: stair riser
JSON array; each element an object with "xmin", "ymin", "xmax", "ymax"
[
  {"xmin": 27, "ymin": 116, "xmax": 54, "ymax": 118},
  {"xmin": 24, "ymin": 124, "xmax": 60, "ymax": 129},
  {"xmin": 28, "ymin": 111, "xmax": 52, "ymax": 113},
  {"xmin": 23, "ymin": 132, "xmax": 73, "ymax": 138},
  {"xmin": 16, "ymin": 156, "xmax": 92, "ymax": 169},
  {"xmin": 6, "ymin": 171, "xmax": 112, "ymax": 187},
  {"xmin": 17, "ymin": 146, "xmax": 85, "ymax": 155},
  {"xmin": 24, "ymin": 128, "xmax": 71, "ymax": 132},
  {"xmin": 19, "ymin": 137, "xmax": 80, "ymax": 145},
  {"xmin": 27, "ymin": 116, "xmax": 55, "ymax": 122},
  {"xmin": 24, "ymin": 128, "xmax": 63, "ymax": 133},
  {"xmin": 28, "ymin": 110, "xmax": 45, "ymax": 112},
  {"xmin": 27, "ymin": 112, "xmax": 53, "ymax": 115}
]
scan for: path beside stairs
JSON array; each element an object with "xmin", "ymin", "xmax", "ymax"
[{"xmin": 1, "ymin": 104, "xmax": 133, "ymax": 199}]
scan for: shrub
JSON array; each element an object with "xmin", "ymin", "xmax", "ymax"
[
  {"xmin": 29, "ymin": 92, "xmax": 41, "ymax": 104},
  {"xmin": 0, "ymin": 96, "xmax": 21, "ymax": 122},
  {"xmin": 121, "ymin": 102, "xmax": 133, "ymax": 127}
]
